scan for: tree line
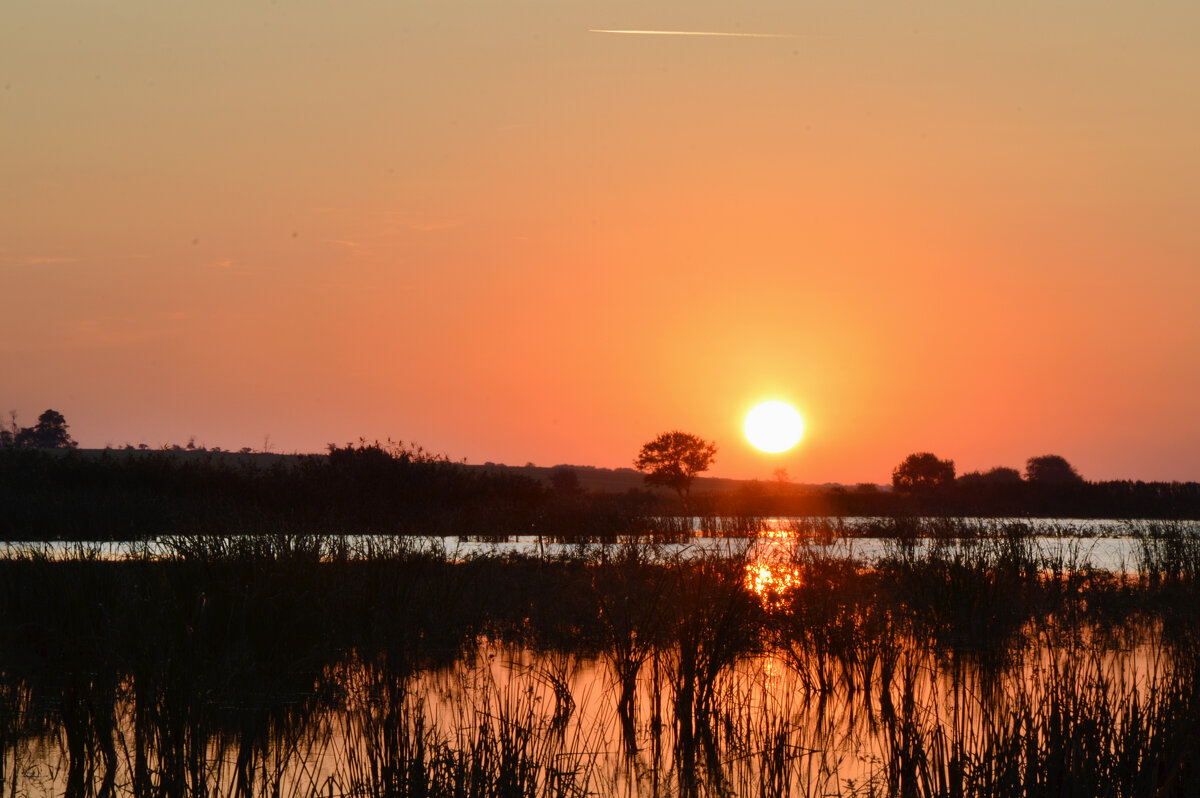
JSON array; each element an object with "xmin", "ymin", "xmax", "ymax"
[
  {"xmin": 878, "ymin": 450, "xmax": 1200, "ymax": 518},
  {"xmin": 629, "ymin": 432, "xmax": 1200, "ymax": 520},
  {"xmin": 891, "ymin": 451, "xmax": 1085, "ymax": 492}
]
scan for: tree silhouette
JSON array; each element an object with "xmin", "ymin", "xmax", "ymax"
[
  {"xmin": 8, "ymin": 409, "xmax": 77, "ymax": 449},
  {"xmin": 1025, "ymin": 454, "xmax": 1083, "ymax": 484},
  {"xmin": 634, "ymin": 431, "xmax": 717, "ymax": 502},
  {"xmin": 957, "ymin": 466, "xmax": 1022, "ymax": 486},
  {"xmin": 892, "ymin": 452, "xmax": 955, "ymax": 493}
]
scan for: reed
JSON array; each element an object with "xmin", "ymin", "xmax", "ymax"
[{"xmin": 1, "ymin": 519, "xmax": 1199, "ymax": 795}]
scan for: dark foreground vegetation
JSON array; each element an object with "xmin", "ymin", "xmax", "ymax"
[
  {"xmin": 0, "ymin": 442, "xmax": 559, "ymax": 540},
  {"xmin": 3, "ymin": 442, "xmax": 1200, "ymax": 541},
  {"xmin": 2, "ymin": 520, "xmax": 1200, "ymax": 796}
]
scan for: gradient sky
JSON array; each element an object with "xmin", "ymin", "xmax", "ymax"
[{"xmin": 3, "ymin": 0, "xmax": 1199, "ymax": 483}]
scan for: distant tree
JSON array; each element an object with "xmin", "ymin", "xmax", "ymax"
[
  {"xmin": 985, "ymin": 466, "xmax": 1023, "ymax": 483},
  {"xmin": 1025, "ymin": 455, "xmax": 1084, "ymax": 484},
  {"xmin": 634, "ymin": 431, "xmax": 718, "ymax": 502},
  {"xmin": 892, "ymin": 452, "xmax": 955, "ymax": 493},
  {"xmin": 957, "ymin": 466, "xmax": 1022, "ymax": 487},
  {"xmin": 13, "ymin": 409, "xmax": 77, "ymax": 449},
  {"xmin": 549, "ymin": 466, "xmax": 582, "ymax": 495}
]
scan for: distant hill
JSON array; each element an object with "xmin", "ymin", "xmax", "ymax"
[
  {"xmin": 464, "ymin": 461, "xmax": 865, "ymax": 496},
  {"xmin": 11, "ymin": 448, "xmax": 1200, "ymax": 524},
  {"xmin": 70, "ymin": 448, "xmax": 874, "ymax": 495}
]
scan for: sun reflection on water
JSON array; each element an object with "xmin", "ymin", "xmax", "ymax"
[{"xmin": 744, "ymin": 521, "xmax": 801, "ymax": 601}]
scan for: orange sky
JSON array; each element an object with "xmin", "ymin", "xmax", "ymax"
[{"xmin": 3, "ymin": 1, "xmax": 1199, "ymax": 483}]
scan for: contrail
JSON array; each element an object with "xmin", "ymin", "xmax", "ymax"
[{"xmin": 589, "ymin": 28, "xmax": 797, "ymax": 39}]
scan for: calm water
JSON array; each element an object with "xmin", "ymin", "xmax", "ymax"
[
  {"xmin": 1, "ymin": 516, "xmax": 1173, "ymax": 573},
  {"xmin": 0, "ymin": 635, "xmax": 1177, "ymax": 797}
]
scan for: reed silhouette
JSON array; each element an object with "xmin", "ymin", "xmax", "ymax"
[{"xmin": 2, "ymin": 521, "xmax": 1200, "ymax": 795}]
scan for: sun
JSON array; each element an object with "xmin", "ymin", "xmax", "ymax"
[{"xmin": 744, "ymin": 401, "xmax": 804, "ymax": 453}]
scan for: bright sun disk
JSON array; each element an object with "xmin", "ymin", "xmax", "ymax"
[{"xmin": 744, "ymin": 401, "xmax": 804, "ymax": 453}]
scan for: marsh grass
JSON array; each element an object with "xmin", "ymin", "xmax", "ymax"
[{"xmin": 2, "ymin": 519, "xmax": 1200, "ymax": 796}]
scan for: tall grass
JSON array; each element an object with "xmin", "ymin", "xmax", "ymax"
[{"xmin": 2, "ymin": 520, "xmax": 1200, "ymax": 795}]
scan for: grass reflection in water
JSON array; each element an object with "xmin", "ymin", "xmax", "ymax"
[{"xmin": 1, "ymin": 520, "xmax": 1199, "ymax": 796}]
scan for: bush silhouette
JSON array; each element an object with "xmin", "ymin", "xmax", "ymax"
[
  {"xmin": 1026, "ymin": 454, "xmax": 1084, "ymax": 484},
  {"xmin": 892, "ymin": 452, "xmax": 955, "ymax": 494}
]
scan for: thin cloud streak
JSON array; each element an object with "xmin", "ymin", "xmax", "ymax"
[
  {"xmin": 589, "ymin": 29, "xmax": 798, "ymax": 39},
  {"xmin": 2, "ymin": 255, "xmax": 80, "ymax": 266}
]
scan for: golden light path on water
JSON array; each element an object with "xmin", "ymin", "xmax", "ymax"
[{"xmin": 744, "ymin": 523, "xmax": 801, "ymax": 600}]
